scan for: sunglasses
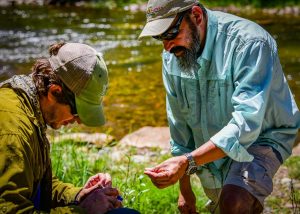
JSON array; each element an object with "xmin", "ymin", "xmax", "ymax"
[
  {"xmin": 153, "ymin": 12, "xmax": 185, "ymax": 41},
  {"xmin": 61, "ymin": 83, "xmax": 78, "ymax": 116}
]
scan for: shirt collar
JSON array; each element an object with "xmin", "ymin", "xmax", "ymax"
[
  {"xmin": 0, "ymin": 74, "xmax": 47, "ymax": 131},
  {"xmin": 197, "ymin": 9, "xmax": 218, "ymax": 64}
]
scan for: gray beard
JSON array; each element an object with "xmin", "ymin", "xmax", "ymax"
[{"xmin": 177, "ymin": 32, "xmax": 201, "ymax": 73}]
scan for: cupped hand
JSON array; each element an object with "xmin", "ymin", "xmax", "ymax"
[
  {"xmin": 84, "ymin": 173, "xmax": 112, "ymax": 189},
  {"xmin": 77, "ymin": 173, "xmax": 112, "ymax": 202},
  {"xmin": 79, "ymin": 187, "xmax": 122, "ymax": 214},
  {"xmin": 144, "ymin": 155, "xmax": 188, "ymax": 189}
]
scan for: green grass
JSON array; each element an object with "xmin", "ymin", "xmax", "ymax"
[
  {"xmin": 51, "ymin": 140, "xmax": 300, "ymax": 213},
  {"xmin": 50, "ymin": 140, "xmax": 210, "ymax": 213},
  {"xmin": 284, "ymin": 156, "xmax": 300, "ymax": 213},
  {"xmin": 50, "ymin": 0, "xmax": 300, "ymax": 8},
  {"xmin": 284, "ymin": 156, "xmax": 300, "ymax": 180}
]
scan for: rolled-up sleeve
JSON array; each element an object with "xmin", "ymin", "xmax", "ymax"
[{"xmin": 211, "ymin": 40, "xmax": 275, "ymax": 162}]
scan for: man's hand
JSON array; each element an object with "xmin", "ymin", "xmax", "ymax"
[
  {"xmin": 84, "ymin": 173, "xmax": 112, "ymax": 189},
  {"xmin": 79, "ymin": 187, "xmax": 122, "ymax": 214},
  {"xmin": 178, "ymin": 174, "xmax": 198, "ymax": 214},
  {"xmin": 77, "ymin": 173, "xmax": 112, "ymax": 202},
  {"xmin": 144, "ymin": 156, "xmax": 188, "ymax": 188},
  {"xmin": 178, "ymin": 188, "xmax": 198, "ymax": 214}
]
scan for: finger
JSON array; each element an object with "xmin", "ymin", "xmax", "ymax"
[
  {"xmin": 102, "ymin": 187, "xmax": 119, "ymax": 197},
  {"xmin": 82, "ymin": 182, "xmax": 101, "ymax": 194},
  {"xmin": 114, "ymin": 199, "xmax": 122, "ymax": 208},
  {"xmin": 153, "ymin": 182, "xmax": 171, "ymax": 189},
  {"xmin": 144, "ymin": 167, "xmax": 155, "ymax": 171},
  {"xmin": 144, "ymin": 170, "xmax": 164, "ymax": 177},
  {"xmin": 85, "ymin": 174, "xmax": 101, "ymax": 188},
  {"xmin": 102, "ymin": 173, "xmax": 112, "ymax": 187},
  {"xmin": 144, "ymin": 167, "xmax": 165, "ymax": 173},
  {"xmin": 151, "ymin": 178, "xmax": 171, "ymax": 189},
  {"xmin": 145, "ymin": 170, "xmax": 171, "ymax": 182},
  {"xmin": 107, "ymin": 196, "xmax": 120, "ymax": 208}
]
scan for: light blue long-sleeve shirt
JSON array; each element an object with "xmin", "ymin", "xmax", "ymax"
[{"xmin": 162, "ymin": 9, "xmax": 300, "ymax": 188}]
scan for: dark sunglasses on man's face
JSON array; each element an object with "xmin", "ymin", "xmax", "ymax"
[{"xmin": 153, "ymin": 12, "xmax": 185, "ymax": 41}]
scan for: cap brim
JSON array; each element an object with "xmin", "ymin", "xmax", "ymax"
[
  {"xmin": 138, "ymin": 16, "xmax": 176, "ymax": 39},
  {"xmin": 75, "ymin": 96, "xmax": 105, "ymax": 127}
]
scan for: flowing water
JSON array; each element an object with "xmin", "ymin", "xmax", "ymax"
[{"xmin": 0, "ymin": 5, "xmax": 299, "ymax": 139}]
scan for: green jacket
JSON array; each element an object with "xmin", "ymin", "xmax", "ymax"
[{"xmin": 0, "ymin": 76, "xmax": 85, "ymax": 214}]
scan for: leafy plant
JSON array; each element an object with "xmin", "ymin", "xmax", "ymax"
[{"xmin": 50, "ymin": 141, "xmax": 209, "ymax": 213}]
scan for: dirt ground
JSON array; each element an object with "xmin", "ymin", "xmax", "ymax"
[{"xmin": 263, "ymin": 143, "xmax": 300, "ymax": 213}]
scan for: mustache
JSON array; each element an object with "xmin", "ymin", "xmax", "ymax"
[{"xmin": 170, "ymin": 46, "xmax": 187, "ymax": 54}]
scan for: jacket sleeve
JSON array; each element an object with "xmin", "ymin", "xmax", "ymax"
[
  {"xmin": 50, "ymin": 179, "xmax": 86, "ymax": 213},
  {"xmin": 51, "ymin": 176, "xmax": 82, "ymax": 206},
  {"xmin": 0, "ymin": 134, "xmax": 36, "ymax": 213},
  {"xmin": 0, "ymin": 133, "xmax": 86, "ymax": 214}
]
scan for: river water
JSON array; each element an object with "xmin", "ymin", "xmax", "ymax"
[{"xmin": 0, "ymin": 6, "xmax": 299, "ymax": 139}]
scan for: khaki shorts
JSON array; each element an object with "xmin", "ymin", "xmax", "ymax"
[{"xmin": 203, "ymin": 145, "xmax": 282, "ymax": 213}]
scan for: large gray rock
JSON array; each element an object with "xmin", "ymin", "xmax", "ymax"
[{"xmin": 119, "ymin": 126, "xmax": 170, "ymax": 151}]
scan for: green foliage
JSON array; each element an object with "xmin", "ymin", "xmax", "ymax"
[
  {"xmin": 88, "ymin": 0, "xmax": 146, "ymax": 8},
  {"xmin": 284, "ymin": 156, "xmax": 300, "ymax": 179},
  {"xmin": 203, "ymin": 0, "xmax": 300, "ymax": 7},
  {"xmin": 50, "ymin": 141, "xmax": 209, "ymax": 213},
  {"xmin": 59, "ymin": 0, "xmax": 300, "ymax": 8}
]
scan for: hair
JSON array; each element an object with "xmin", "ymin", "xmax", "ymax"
[
  {"xmin": 32, "ymin": 41, "xmax": 73, "ymax": 105},
  {"xmin": 185, "ymin": 3, "xmax": 207, "ymax": 15},
  {"xmin": 198, "ymin": 3, "xmax": 207, "ymax": 14}
]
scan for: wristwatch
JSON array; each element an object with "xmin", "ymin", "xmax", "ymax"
[{"xmin": 184, "ymin": 153, "xmax": 198, "ymax": 175}]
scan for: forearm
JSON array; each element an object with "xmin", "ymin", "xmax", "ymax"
[
  {"xmin": 179, "ymin": 174, "xmax": 192, "ymax": 193},
  {"xmin": 191, "ymin": 140, "xmax": 226, "ymax": 166}
]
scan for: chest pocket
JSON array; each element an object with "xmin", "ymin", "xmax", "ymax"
[
  {"xmin": 205, "ymin": 75, "xmax": 234, "ymax": 134},
  {"xmin": 182, "ymin": 79, "xmax": 201, "ymax": 126}
]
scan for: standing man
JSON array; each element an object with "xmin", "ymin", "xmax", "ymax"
[
  {"xmin": 0, "ymin": 42, "xmax": 138, "ymax": 214},
  {"xmin": 139, "ymin": 0, "xmax": 300, "ymax": 213}
]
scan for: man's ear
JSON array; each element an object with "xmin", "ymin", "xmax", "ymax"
[
  {"xmin": 191, "ymin": 6, "xmax": 204, "ymax": 25},
  {"xmin": 47, "ymin": 84, "xmax": 62, "ymax": 101}
]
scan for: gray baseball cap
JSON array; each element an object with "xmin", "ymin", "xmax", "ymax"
[
  {"xmin": 48, "ymin": 43, "xmax": 108, "ymax": 127},
  {"xmin": 139, "ymin": 0, "xmax": 199, "ymax": 39}
]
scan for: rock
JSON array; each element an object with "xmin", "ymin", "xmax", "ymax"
[
  {"xmin": 281, "ymin": 178, "xmax": 292, "ymax": 186},
  {"xmin": 119, "ymin": 126, "xmax": 170, "ymax": 151},
  {"xmin": 292, "ymin": 142, "xmax": 300, "ymax": 156},
  {"xmin": 49, "ymin": 132, "xmax": 115, "ymax": 147}
]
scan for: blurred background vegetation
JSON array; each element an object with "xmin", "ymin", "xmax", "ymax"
[{"xmin": 7, "ymin": 0, "xmax": 300, "ymax": 7}]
